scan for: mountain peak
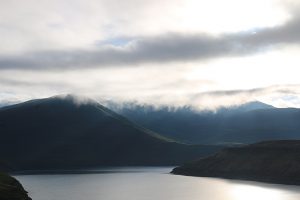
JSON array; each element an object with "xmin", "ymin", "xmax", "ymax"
[
  {"xmin": 236, "ymin": 101, "xmax": 274, "ymax": 111},
  {"xmin": 0, "ymin": 95, "xmax": 216, "ymax": 170},
  {"xmin": 217, "ymin": 101, "xmax": 274, "ymax": 113},
  {"xmin": 50, "ymin": 94, "xmax": 99, "ymax": 106}
]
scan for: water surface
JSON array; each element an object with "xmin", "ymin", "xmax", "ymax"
[{"xmin": 15, "ymin": 167, "xmax": 300, "ymax": 200}]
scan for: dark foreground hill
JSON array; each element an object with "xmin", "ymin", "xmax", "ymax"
[
  {"xmin": 0, "ymin": 95, "xmax": 221, "ymax": 171},
  {"xmin": 113, "ymin": 101, "xmax": 300, "ymax": 144},
  {"xmin": 0, "ymin": 172, "xmax": 31, "ymax": 200},
  {"xmin": 172, "ymin": 140, "xmax": 300, "ymax": 185}
]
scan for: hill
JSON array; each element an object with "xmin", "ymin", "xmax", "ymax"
[
  {"xmin": 172, "ymin": 140, "xmax": 300, "ymax": 185},
  {"xmin": 0, "ymin": 95, "xmax": 221, "ymax": 171}
]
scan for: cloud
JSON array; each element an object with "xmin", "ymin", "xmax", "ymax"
[
  {"xmin": 0, "ymin": 12, "xmax": 300, "ymax": 70},
  {"xmin": 0, "ymin": 0, "xmax": 289, "ymax": 54},
  {"xmin": 188, "ymin": 85, "xmax": 300, "ymax": 110},
  {"xmin": 1, "ymin": 0, "xmax": 300, "ymax": 110},
  {"xmin": 0, "ymin": 77, "xmax": 71, "ymax": 88},
  {"xmin": 1, "ymin": 65, "xmax": 300, "ymax": 109}
]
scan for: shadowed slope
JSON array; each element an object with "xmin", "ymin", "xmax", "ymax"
[
  {"xmin": 172, "ymin": 140, "xmax": 300, "ymax": 185},
  {"xmin": 113, "ymin": 102, "xmax": 300, "ymax": 144},
  {"xmin": 0, "ymin": 95, "xmax": 221, "ymax": 171}
]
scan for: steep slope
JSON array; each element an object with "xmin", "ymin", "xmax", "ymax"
[
  {"xmin": 0, "ymin": 95, "xmax": 221, "ymax": 171},
  {"xmin": 0, "ymin": 172, "xmax": 31, "ymax": 200},
  {"xmin": 113, "ymin": 102, "xmax": 300, "ymax": 144},
  {"xmin": 172, "ymin": 140, "xmax": 300, "ymax": 185}
]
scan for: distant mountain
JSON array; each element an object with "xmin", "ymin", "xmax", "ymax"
[
  {"xmin": 0, "ymin": 101, "xmax": 16, "ymax": 108},
  {"xmin": 0, "ymin": 95, "xmax": 221, "ymax": 171},
  {"xmin": 217, "ymin": 101, "xmax": 274, "ymax": 113},
  {"xmin": 112, "ymin": 101, "xmax": 300, "ymax": 144},
  {"xmin": 172, "ymin": 140, "xmax": 300, "ymax": 185}
]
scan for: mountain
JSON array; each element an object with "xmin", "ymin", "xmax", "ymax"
[
  {"xmin": 0, "ymin": 95, "xmax": 221, "ymax": 171},
  {"xmin": 172, "ymin": 140, "xmax": 300, "ymax": 185},
  {"xmin": 0, "ymin": 172, "xmax": 31, "ymax": 200},
  {"xmin": 217, "ymin": 101, "xmax": 274, "ymax": 113},
  {"xmin": 112, "ymin": 101, "xmax": 300, "ymax": 144},
  {"xmin": 0, "ymin": 102, "xmax": 15, "ymax": 109}
]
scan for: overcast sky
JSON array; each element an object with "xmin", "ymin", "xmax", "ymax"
[{"xmin": 1, "ymin": 0, "xmax": 300, "ymax": 109}]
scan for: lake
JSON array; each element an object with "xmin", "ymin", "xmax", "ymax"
[{"xmin": 15, "ymin": 167, "xmax": 300, "ymax": 200}]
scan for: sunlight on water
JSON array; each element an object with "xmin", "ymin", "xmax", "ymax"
[{"xmin": 231, "ymin": 185, "xmax": 283, "ymax": 200}]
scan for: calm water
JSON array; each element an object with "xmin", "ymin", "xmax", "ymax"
[{"xmin": 15, "ymin": 167, "xmax": 300, "ymax": 200}]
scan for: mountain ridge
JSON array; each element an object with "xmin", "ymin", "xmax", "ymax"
[
  {"xmin": 112, "ymin": 101, "xmax": 300, "ymax": 144},
  {"xmin": 0, "ymin": 95, "xmax": 221, "ymax": 171}
]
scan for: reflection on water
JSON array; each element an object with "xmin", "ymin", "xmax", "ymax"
[
  {"xmin": 15, "ymin": 167, "xmax": 300, "ymax": 200},
  {"xmin": 231, "ymin": 185, "xmax": 283, "ymax": 200}
]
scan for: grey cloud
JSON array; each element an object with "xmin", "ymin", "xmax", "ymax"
[
  {"xmin": 191, "ymin": 85, "xmax": 300, "ymax": 99},
  {"xmin": 1, "ymin": 14, "xmax": 300, "ymax": 70},
  {"xmin": 197, "ymin": 88, "xmax": 265, "ymax": 97},
  {"xmin": 0, "ymin": 35, "xmax": 229, "ymax": 70},
  {"xmin": 189, "ymin": 88, "xmax": 268, "ymax": 104},
  {"xmin": 181, "ymin": 85, "xmax": 300, "ymax": 110},
  {"xmin": 0, "ymin": 77, "xmax": 72, "ymax": 90}
]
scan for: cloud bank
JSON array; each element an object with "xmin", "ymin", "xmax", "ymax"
[
  {"xmin": 0, "ymin": 1, "xmax": 299, "ymax": 70},
  {"xmin": 0, "ymin": 0, "xmax": 300, "ymax": 109},
  {"xmin": 0, "ymin": 16, "xmax": 300, "ymax": 70}
]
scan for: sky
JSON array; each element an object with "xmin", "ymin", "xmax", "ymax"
[{"xmin": 1, "ymin": 0, "xmax": 300, "ymax": 109}]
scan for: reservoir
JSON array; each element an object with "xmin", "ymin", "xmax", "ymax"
[{"xmin": 15, "ymin": 167, "xmax": 300, "ymax": 200}]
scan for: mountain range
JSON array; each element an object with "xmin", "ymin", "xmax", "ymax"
[
  {"xmin": 112, "ymin": 101, "xmax": 300, "ymax": 144},
  {"xmin": 0, "ymin": 95, "xmax": 221, "ymax": 171},
  {"xmin": 2, "ymin": 95, "xmax": 300, "ymax": 171}
]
